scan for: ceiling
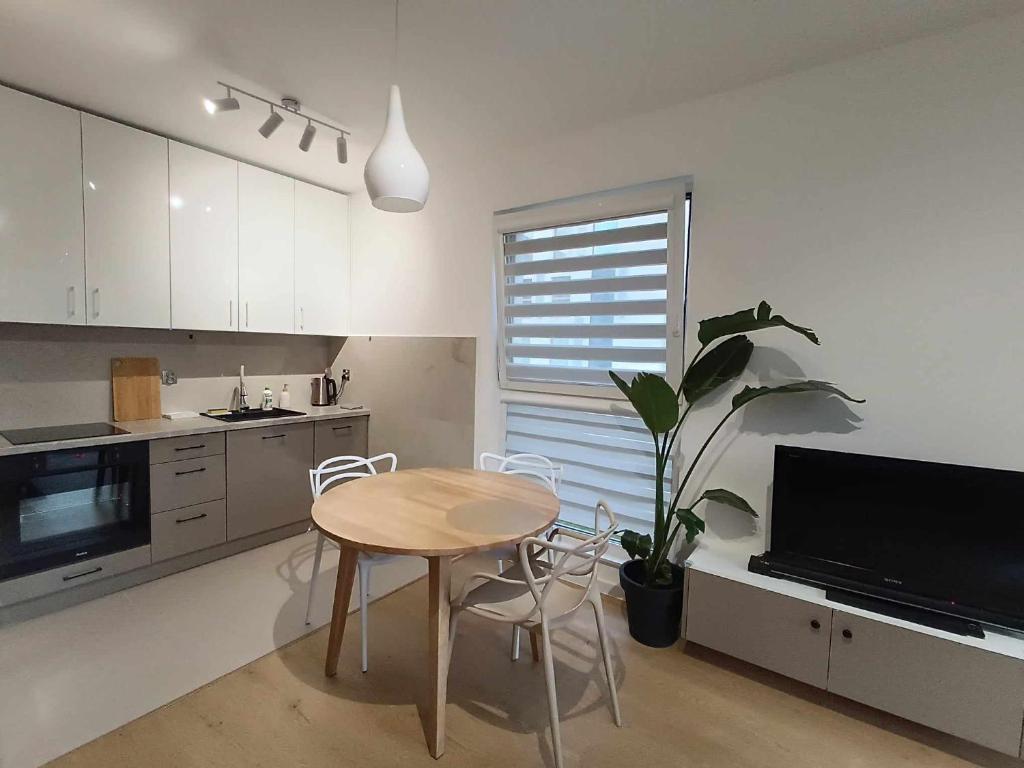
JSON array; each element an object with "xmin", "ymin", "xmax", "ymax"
[{"xmin": 0, "ymin": 0, "xmax": 1021, "ymax": 193}]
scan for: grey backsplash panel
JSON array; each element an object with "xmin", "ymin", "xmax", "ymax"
[
  {"xmin": 333, "ymin": 336, "xmax": 476, "ymax": 470},
  {"xmin": 0, "ymin": 323, "xmax": 341, "ymax": 428}
]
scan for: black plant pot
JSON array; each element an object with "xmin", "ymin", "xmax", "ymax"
[{"xmin": 619, "ymin": 559, "xmax": 686, "ymax": 648}]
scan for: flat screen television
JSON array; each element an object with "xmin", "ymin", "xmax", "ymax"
[{"xmin": 753, "ymin": 445, "xmax": 1024, "ymax": 637}]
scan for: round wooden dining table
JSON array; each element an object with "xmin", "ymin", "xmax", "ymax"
[{"xmin": 311, "ymin": 467, "xmax": 560, "ymax": 759}]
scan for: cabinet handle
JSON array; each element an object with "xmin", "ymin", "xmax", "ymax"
[
  {"xmin": 175, "ymin": 512, "xmax": 208, "ymax": 524},
  {"xmin": 262, "ymin": 434, "xmax": 286, "ymax": 440},
  {"xmin": 67, "ymin": 286, "xmax": 76, "ymax": 317},
  {"xmin": 810, "ymin": 619, "xmax": 821, "ymax": 630},
  {"xmin": 229, "ymin": 299, "xmax": 233, "ymax": 327},
  {"xmin": 300, "ymin": 306, "xmax": 304, "ymax": 331},
  {"xmin": 842, "ymin": 628, "xmax": 853, "ymax": 640},
  {"xmin": 92, "ymin": 287, "xmax": 100, "ymax": 318},
  {"xmin": 174, "ymin": 444, "xmax": 206, "ymax": 452},
  {"xmin": 63, "ymin": 566, "xmax": 103, "ymax": 582},
  {"xmin": 175, "ymin": 467, "xmax": 207, "ymax": 476},
  {"xmin": 245, "ymin": 301, "xmax": 249, "ymax": 328},
  {"xmin": 332, "ymin": 425, "xmax": 352, "ymax": 433}
]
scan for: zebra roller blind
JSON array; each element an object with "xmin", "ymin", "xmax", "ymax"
[{"xmin": 499, "ymin": 210, "xmax": 671, "ymax": 389}]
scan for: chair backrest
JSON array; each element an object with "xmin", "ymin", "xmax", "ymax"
[
  {"xmin": 517, "ymin": 500, "xmax": 618, "ymax": 617},
  {"xmin": 309, "ymin": 453, "xmax": 398, "ymax": 499},
  {"xmin": 479, "ymin": 451, "xmax": 563, "ymax": 494}
]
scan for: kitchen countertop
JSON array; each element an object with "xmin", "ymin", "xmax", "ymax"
[{"xmin": 0, "ymin": 405, "xmax": 370, "ymax": 457}]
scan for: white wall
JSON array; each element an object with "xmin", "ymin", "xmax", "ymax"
[{"xmin": 350, "ymin": 12, "xmax": 1024, "ymax": 545}]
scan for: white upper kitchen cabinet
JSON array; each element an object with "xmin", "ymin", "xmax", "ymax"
[
  {"xmin": 294, "ymin": 181, "xmax": 350, "ymax": 336},
  {"xmin": 82, "ymin": 114, "xmax": 170, "ymax": 328},
  {"xmin": 0, "ymin": 86, "xmax": 86, "ymax": 325},
  {"xmin": 238, "ymin": 163, "xmax": 294, "ymax": 334},
  {"xmin": 169, "ymin": 142, "xmax": 239, "ymax": 331}
]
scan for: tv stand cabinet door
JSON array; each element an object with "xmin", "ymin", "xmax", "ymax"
[
  {"xmin": 828, "ymin": 611, "xmax": 1024, "ymax": 756},
  {"xmin": 684, "ymin": 570, "xmax": 832, "ymax": 688}
]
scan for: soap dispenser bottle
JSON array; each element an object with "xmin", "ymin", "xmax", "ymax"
[
  {"xmin": 262, "ymin": 385, "xmax": 273, "ymax": 411},
  {"xmin": 279, "ymin": 384, "xmax": 291, "ymax": 409}
]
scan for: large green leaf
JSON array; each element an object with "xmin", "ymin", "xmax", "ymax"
[
  {"xmin": 674, "ymin": 508, "xmax": 706, "ymax": 543},
  {"xmin": 697, "ymin": 300, "xmax": 819, "ymax": 346},
  {"xmin": 697, "ymin": 488, "xmax": 758, "ymax": 517},
  {"xmin": 681, "ymin": 335, "xmax": 753, "ymax": 404},
  {"xmin": 732, "ymin": 380, "xmax": 865, "ymax": 410},
  {"xmin": 620, "ymin": 530, "xmax": 652, "ymax": 560},
  {"xmin": 609, "ymin": 370, "xmax": 679, "ymax": 435}
]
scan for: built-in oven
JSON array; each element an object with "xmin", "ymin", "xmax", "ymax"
[{"xmin": 0, "ymin": 441, "xmax": 150, "ymax": 582}]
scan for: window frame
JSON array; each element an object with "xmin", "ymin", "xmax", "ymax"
[{"xmin": 493, "ymin": 177, "xmax": 691, "ymax": 399}]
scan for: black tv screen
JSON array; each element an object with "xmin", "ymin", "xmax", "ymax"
[{"xmin": 768, "ymin": 445, "xmax": 1024, "ymax": 632}]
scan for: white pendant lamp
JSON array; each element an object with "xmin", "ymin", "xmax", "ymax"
[{"xmin": 364, "ymin": 0, "xmax": 429, "ymax": 212}]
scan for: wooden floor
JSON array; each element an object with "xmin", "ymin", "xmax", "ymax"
[{"xmin": 50, "ymin": 556, "xmax": 1016, "ymax": 768}]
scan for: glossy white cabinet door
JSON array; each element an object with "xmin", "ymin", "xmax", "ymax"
[
  {"xmin": 169, "ymin": 142, "xmax": 238, "ymax": 331},
  {"xmin": 238, "ymin": 164, "xmax": 294, "ymax": 334},
  {"xmin": 82, "ymin": 114, "xmax": 170, "ymax": 328},
  {"xmin": 0, "ymin": 86, "xmax": 86, "ymax": 324},
  {"xmin": 294, "ymin": 181, "xmax": 350, "ymax": 336}
]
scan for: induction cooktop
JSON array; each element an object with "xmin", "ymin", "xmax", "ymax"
[{"xmin": 0, "ymin": 422, "xmax": 129, "ymax": 446}]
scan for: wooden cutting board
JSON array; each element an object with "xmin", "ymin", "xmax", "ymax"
[{"xmin": 111, "ymin": 357, "xmax": 161, "ymax": 422}]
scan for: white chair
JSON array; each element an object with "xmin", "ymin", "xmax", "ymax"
[
  {"xmin": 449, "ymin": 501, "xmax": 622, "ymax": 768},
  {"xmin": 305, "ymin": 453, "xmax": 400, "ymax": 673},
  {"xmin": 478, "ymin": 451, "xmax": 564, "ymax": 660}
]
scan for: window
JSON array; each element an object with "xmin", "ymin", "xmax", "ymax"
[
  {"xmin": 495, "ymin": 181, "xmax": 689, "ymax": 396},
  {"xmin": 495, "ymin": 179, "xmax": 690, "ymax": 535}
]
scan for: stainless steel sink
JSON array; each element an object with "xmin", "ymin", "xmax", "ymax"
[{"xmin": 203, "ymin": 408, "xmax": 306, "ymax": 423}]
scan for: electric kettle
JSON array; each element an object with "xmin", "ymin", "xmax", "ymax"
[{"xmin": 310, "ymin": 369, "xmax": 338, "ymax": 406}]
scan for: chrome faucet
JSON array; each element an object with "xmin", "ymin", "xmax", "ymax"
[{"xmin": 238, "ymin": 364, "xmax": 249, "ymax": 410}]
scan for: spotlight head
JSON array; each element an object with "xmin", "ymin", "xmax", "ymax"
[
  {"xmin": 258, "ymin": 108, "xmax": 284, "ymax": 138},
  {"xmin": 336, "ymin": 134, "xmax": 348, "ymax": 164},
  {"xmin": 299, "ymin": 120, "xmax": 316, "ymax": 152},
  {"xmin": 204, "ymin": 96, "xmax": 239, "ymax": 114}
]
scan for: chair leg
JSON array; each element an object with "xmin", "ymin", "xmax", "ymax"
[
  {"xmin": 591, "ymin": 596, "xmax": 622, "ymax": 727},
  {"xmin": 511, "ymin": 624, "xmax": 521, "ymax": 661},
  {"xmin": 539, "ymin": 621, "xmax": 563, "ymax": 768},
  {"xmin": 529, "ymin": 627, "xmax": 541, "ymax": 662},
  {"xmin": 358, "ymin": 561, "xmax": 371, "ymax": 673},
  {"xmin": 305, "ymin": 532, "xmax": 327, "ymax": 626}
]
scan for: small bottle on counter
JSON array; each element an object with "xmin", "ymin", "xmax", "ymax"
[
  {"xmin": 279, "ymin": 384, "xmax": 291, "ymax": 409},
  {"xmin": 262, "ymin": 386, "xmax": 273, "ymax": 411}
]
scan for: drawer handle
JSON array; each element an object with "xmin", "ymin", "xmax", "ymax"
[
  {"xmin": 63, "ymin": 566, "xmax": 103, "ymax": 582},
  {"xmin": 332, "ymin": 425, "xmax": 352, "ymax": 432},
  {"xmin": 842, "ymin": 628, "xmax": 853, "ymax": 640},
  {"xmin": 174, "ymin": 444, "xmax": 207, "ymax": 452},
  {"xmin": 262, "ymin": 434, "xmax": 286, "ymax": 440},
  {"xmin": 175, "ymin": 467, "xmax": 207, "ymax": 476},
  {"xmin": 175, "ymin": 512, "xmax": 209, "ymax": 524},
  {"xmin": 810, "ymin": 619, "xmax": 821, "ymax": 630}
]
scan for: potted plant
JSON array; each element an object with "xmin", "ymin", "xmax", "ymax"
[{"xmin": 610, "ymin": 301, "xmax": 863, "ymax": 647}]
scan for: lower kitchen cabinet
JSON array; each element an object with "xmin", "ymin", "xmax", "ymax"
[
  {"xmin": 685, "ymin": 570, "xmax": 831, "ymax": 688},
  {"xmin": 314, "ymin": 416, "xmax": 369, "ymax": 466},
  {"xmin": 151, "ymin": 500, "xmax": 227, "ymax": 562},
  {"xmin": 227, "ymin": 422, "xmax": 314, "ymax": 540},
  {"xmin": 828, "ymin": 611, "xmax": 1024, "ymax": 756}
]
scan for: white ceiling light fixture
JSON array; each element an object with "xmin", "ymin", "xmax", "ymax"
[
  {"xmin": 364, "ymin": 0, "xmax": 429, "ymax": 213},
  {"xmin": 203, "ymin": 83, "xmax": 351, "ymax": 164}
]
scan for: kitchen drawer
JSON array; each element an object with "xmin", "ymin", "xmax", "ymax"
[
  {"xmin": 684, "ymin": 570, "xmax": 832, "ymax": 688},
  {"xmin": 151, "ymin": 499, "xmax": 227, "ymax": 562},
  {"xmin": 150, "ymin": 432, "xmax": 225, "ymax": 464},
  {"xmin": 150, "ymin": 454, "xmax": 226, "ymax": 513},
  {"xmin": 0, "ymin": 546, "xmax": 151, "ymax": 606},
  {"xmin": 227, "ymin": 421, "xmax": 314, "ymax": 540},
  {"xmin": 314, "ymin": 416, "xmax": 369, "ymax": 465},
  {"xmin": 828, "ymin": 611, "xmax": 1024, "ymax": 756}
]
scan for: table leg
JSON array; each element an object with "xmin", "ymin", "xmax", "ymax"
[
  {"xmin": 325, "ymin": 545, "xmax": 359, "ymax": 677},
  {"xmin": 426, "ymin": 555, "xmax": 452, "ymax": 759}
]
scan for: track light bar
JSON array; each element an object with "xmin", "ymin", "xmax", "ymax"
[{"xmin": 205, "ymin": 80, "xmax": 350, "ymax": 163}]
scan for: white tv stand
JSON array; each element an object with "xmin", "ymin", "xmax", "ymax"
[{"xmin": 684, "ymin": 541, "xmax": 1024, "ymax": 757}]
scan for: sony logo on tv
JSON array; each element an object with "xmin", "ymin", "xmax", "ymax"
[{"xmin": 882, "ymin": 576, "xmax": 903, "ymax": 586}]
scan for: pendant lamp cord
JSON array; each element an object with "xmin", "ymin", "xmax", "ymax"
[{"xmin": 392, "ymin": 0, "xmax": 400, "ymax": 81}]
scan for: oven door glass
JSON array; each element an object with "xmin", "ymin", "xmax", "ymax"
[{"xmin": 0, "ymin": 443, "xmax": 150, "ymax": 581}]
